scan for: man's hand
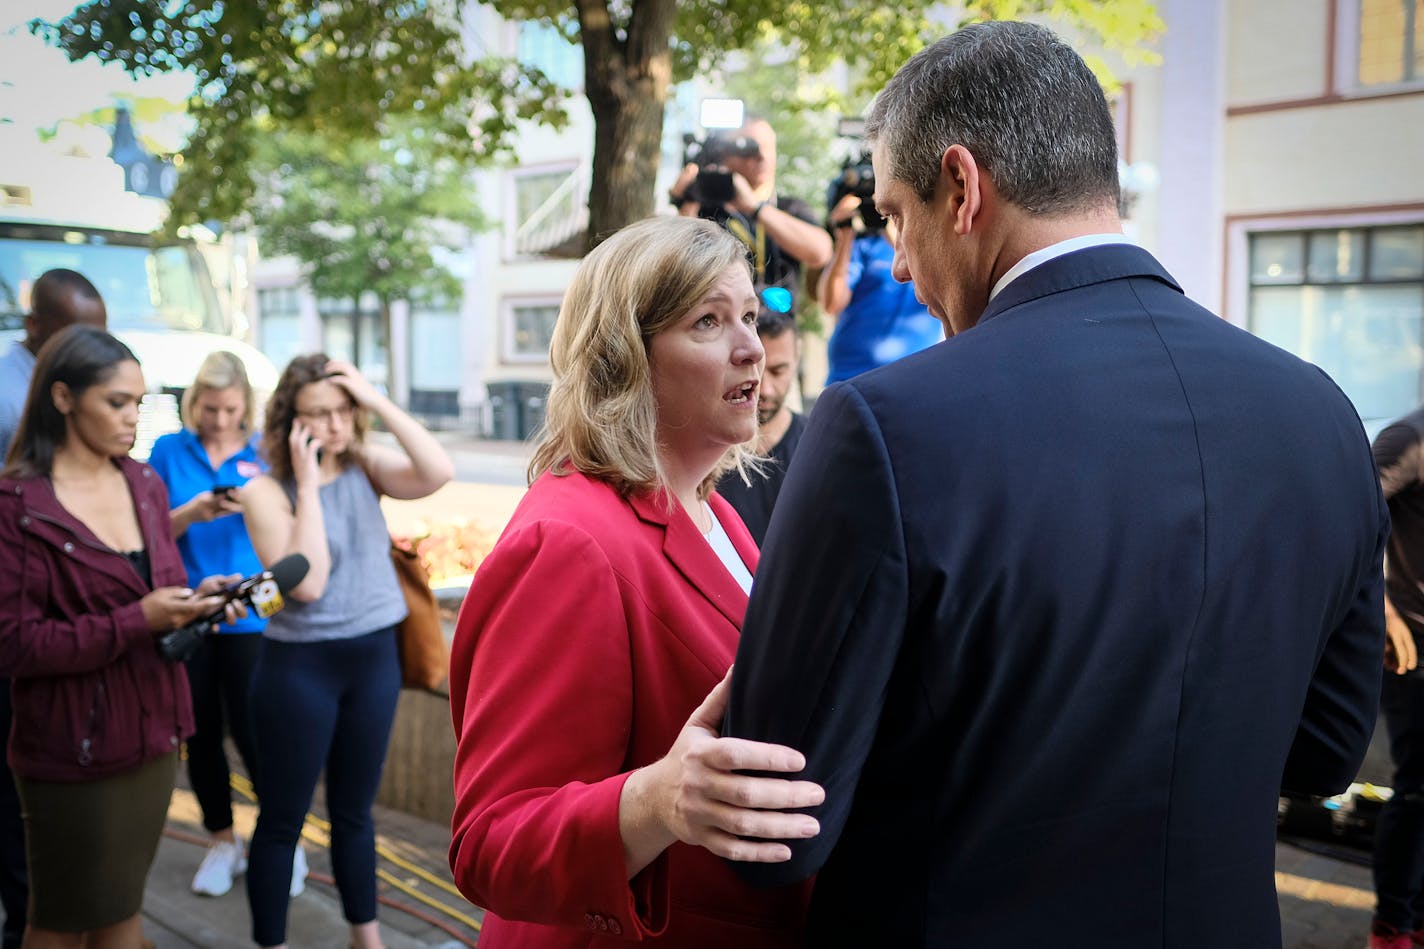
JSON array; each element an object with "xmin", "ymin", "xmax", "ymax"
[{"xmin": 1385, "ymin": 595, "xmax": 1418, "ymax": 674}]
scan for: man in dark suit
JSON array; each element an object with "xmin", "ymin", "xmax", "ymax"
[{"xmin": 724, "ymin": 20, "xmax": 1388, "ymax": 948}]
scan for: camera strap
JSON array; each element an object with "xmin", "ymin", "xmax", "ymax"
[{"xmin": 725, "ymin": 211, "xmax": 767, "ymax": 283}]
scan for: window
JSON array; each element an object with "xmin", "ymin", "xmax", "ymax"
[
  {"xmin": 518, "ymin": 21, "xmax": 583, "ymax": 91},
  {"xmin": 503, "ymin": 298, "xmax": 562, "ymax": 363},
  {"xmin": 1357, "ymin": 0, "xmax": 1423, "ymax": 87},
  {"xmin": 409, "ymin": 303, "xmax": 462, "ymax": 393},
  {"xmin": 318, "ymin": 294, "xmax": 387, "ymax": 386},
  {"xmin": 514, "ymin": 170, "xmax": 572, "ymax": 232},
  {"xmin": 508, "ymin": 165, "xmax": 584, "ymax": 257},
  {"xmin": 1248, "ymin": 225, "xmax": 1424, "ymax": 432},
  {"xmin": 257, "ymin": 286, "xmax": 303, "ymax": 370}
]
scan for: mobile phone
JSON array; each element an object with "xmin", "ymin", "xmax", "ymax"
[{"xmin": 213, "ymin": 483, "xmax": 240, "ymax": 497}]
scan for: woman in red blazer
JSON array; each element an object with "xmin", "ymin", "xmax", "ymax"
[{"xmin": 450, "ymin": 216, "xmax": 824, "ymax": 947}]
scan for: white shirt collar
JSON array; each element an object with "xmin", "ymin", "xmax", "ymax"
[{"xmin": 989, "ymin": 233, "xmax": 1136, "ymax": 301}]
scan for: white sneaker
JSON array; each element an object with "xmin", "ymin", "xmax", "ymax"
[
  {"xmin": 191, "ymin": 839, "xmax": 247, "ymax": 897},
  {"xmin": 290, "ymin": 843, "xmax": 308, "ymax": 898}
]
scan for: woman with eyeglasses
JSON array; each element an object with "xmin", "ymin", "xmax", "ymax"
[
  {"xmin": 449, "ymin": 216, "xmax": 822, "ymax": 948},
  {"xmin": 239, "ymin": 356, "xmax": 452, "ymax": 949}
]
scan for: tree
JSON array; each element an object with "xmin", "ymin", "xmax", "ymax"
[
  {"xmin": 39, "ymin": 1, "xmax": 1163, "ymax": 250},
  {"xmin": 250, "ymin": 120, "xmax": 485, "ymax": 387},
  {"xmin": 490, "ymin": 0, "xmax": 1162, "ymax": 247}
]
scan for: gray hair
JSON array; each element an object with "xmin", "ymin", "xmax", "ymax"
[{"xmin": 865, "ymin": 20, "xmax": 1120, "ymax": 215}]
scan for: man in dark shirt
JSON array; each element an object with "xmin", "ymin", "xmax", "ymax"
[
  {"xmin": 717, "ymin": 307, "xmax": 807, "ymax": 545},
  {"xmin": 669, "ymin": 117, "xmax": 832, "ymax": 304},
  {"xmin": 1371, "ymin": 404, "xmax": 1424, "ymax": 949}
]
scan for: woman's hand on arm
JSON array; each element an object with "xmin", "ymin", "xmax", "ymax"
[{"xmin": 617, "ymin": 668, "xmax": 823, "ymax": 878}]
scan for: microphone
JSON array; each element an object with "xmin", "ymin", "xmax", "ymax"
[{"xmin": 157, "ymin": 554, "xmax": 310, "ymax": 662}]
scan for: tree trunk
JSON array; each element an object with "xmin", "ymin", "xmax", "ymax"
[{"xmin": 578, "ymin": 0, "xmax": 676, "ymax": 250}]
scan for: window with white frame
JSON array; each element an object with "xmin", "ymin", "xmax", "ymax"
[
  {"xmin": 508, "ymin": 164, "xmax": 583, "ymax": 258},
  {"xmin": 503, "ymin": 297, "xmax": 562, "ymax": 363},
  {"xmin": 1248, "ymin": 224, "xmax": 1424, "ymax": 432},
  {"xmin": 1344, "ymin": 0, "xmax": 1424, "ymax": 88}
]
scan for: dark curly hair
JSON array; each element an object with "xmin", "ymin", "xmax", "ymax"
[{"xmin": 261, "ymin": 353, "xmax": 368, "ymax": 482}]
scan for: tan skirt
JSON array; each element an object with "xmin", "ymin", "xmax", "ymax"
[{"xmin": 15, "ymin": 752, "xmax": 176, "ymax": 932}]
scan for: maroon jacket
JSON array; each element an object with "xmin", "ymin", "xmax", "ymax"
[{"xmin": 0, "ymin": 458, "xmax": 194, "ymax": 782}]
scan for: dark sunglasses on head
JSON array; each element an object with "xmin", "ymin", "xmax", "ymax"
[{"xmin": 760, "ymin": 286, "xmax": 793, "ymax": 313}]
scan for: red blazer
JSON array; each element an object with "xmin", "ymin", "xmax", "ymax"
[
  {"xmin": 0, "ymin": 458, "xmax": 193, "ymax": 781},
  {"xmin": 449, "ymin": 470, "xmax": 810, "ymax": 947}
]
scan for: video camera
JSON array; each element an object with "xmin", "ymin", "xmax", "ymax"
[
  {"xmin": 826, "ymin": 151, "xmax": 886, "ymax": 233},
  {"xmin": 681, "ymin": 131, "xmax": 762, "ymax": 207}
]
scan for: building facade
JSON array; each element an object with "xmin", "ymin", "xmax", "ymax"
[{"xmin": 254, "ymin": 0, "xmax": 1423, "ymax": 440}]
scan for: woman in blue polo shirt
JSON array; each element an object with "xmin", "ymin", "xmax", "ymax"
[{"xmin": 148, "ymin": 349, "xmax": 278, "ymax": 899}]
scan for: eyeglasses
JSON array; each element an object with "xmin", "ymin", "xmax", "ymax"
[
  {"xmin": 295, "ymin": 402, "xmax": 355, "ymax": 425},
  {"xmin": 760, "ymin": 286, "xmax": 793, "ymax": 313}
]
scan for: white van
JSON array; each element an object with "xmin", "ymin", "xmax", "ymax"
[{"xmin": 0, "ymin": 147, "xmax": 278, "ymax": 459}]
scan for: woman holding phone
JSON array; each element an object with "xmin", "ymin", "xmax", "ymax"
[
  {"xmin": 241, "ymin": 355, "xmax": 452, "ymax": 949},
  {"xmin": 148, "ymin": 350, "xmax": 274, "ymax": 898},
  {"xmin": 0, "ymin": 326, "xmax": 243, "ymax": 949}
]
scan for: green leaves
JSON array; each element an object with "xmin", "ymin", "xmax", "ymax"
[
  {"xmin": 251, "ymin": 121, "xmax": 484, "ymax": 307},
  {"xmin": 37, "ymin": 0, "xmax": 569, "ymax": 226}
]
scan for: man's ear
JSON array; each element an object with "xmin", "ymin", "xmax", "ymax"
[
  {"xmin": 941, "ymin": 144, "xmax": 983, "ymax": 236},
  {"xmin": 50, "ymin": 381, "xmax": 73, "ymax": 415}
]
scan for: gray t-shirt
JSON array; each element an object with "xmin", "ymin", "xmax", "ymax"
[{"xmin": 264, "ymin": 464, "xmax": 408, "ymax": 642}]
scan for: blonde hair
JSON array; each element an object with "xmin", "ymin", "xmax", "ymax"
[
  {"xmin": 529, "ymin": 216, "xmax": 760, "ymax": 499},
  {"xmin": 181, "ymin": 350, "xmax": 255, "ymax": 432}
]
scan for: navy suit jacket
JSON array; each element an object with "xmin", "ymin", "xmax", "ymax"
[{"xmin": 725, "ymin": 245, "xmax": 1388, "ymax": 948}]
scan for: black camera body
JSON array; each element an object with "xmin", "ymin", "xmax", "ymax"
[
  {"xmin": 682, "ymin": 132, "xmax": 762, "ymax": 208},
  {"xmin": 827, "ymin": 153, "xmax": 886, "ymax": 233}
]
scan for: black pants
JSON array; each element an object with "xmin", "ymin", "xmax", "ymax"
[
  {"xmin": 1375, "ymin": 671, "xmax": 1424, "ymax": 930},
  {"xmin": 0, "ymin": 682, "xmax": 24, "ymax": 949},
  {"xmin": 185, "ymin": 633, "xmax": 262, "ymax": 834},
  {"xmin": 247, "ymin": 629, "xmax": 400, "ymax": 947}
]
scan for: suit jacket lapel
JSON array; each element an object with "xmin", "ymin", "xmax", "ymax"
[{"xmin": 628, "ymin": 490, "xmax": 750, "ymax": 629}]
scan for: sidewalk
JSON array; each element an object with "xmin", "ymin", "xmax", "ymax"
[
  {"xmin": 145, "ymin": 799, "xmax": 1378, "ymax": 948},
  {"xmin": 145, "ymin": 776, "xmax": 481, "ymax": 948}
]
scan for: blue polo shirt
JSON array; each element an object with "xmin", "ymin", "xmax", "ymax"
[
  {"xmin": 147, "ymin": 427, "xmax": 268, "ymax": 633},
  {"xmin": 826, "ymin": 235, "xmax": 944, "ymax": 385}
]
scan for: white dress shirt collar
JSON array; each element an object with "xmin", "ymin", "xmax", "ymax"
[{"xmin": 989, "ymin": 232, "xmax": 1136, "ymax": 301}]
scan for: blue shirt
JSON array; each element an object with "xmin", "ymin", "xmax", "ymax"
[
  {"xmin": 147, "ymin": 427, "xmax": 268, "ymax": 633},
  {"xmin": 0, "ymin": 341, "xmax": 37, "ymax": 458},
  {"xmin": 825, "ymin": 235, "xmax": 944, "ymax": 385}
]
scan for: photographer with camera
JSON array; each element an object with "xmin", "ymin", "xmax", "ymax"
[
  {"xmin": 670, "ymin": 118, "xmax": 832, "ymax": 303},
  {"xmin": 817, "ymin": 162, "xmax": 943, "ymax": 384}
]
